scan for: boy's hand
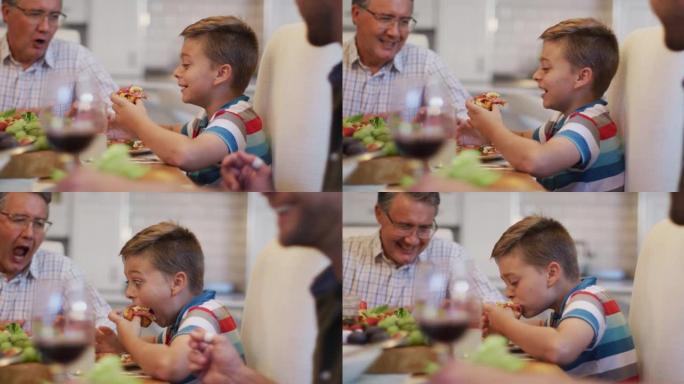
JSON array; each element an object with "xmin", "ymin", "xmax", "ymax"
[
  {"xmin": 110, "ymin": 94, "xmax": 151, "ymax": 132},
  {"xmin": 220, "ymin": 152, "xmax": 274, "ymax": 192},
  {"xmin": 108, "ymin": 309, "xmax": 142, "ymax": 338},
  {"xmin": 482, "ymin": 303, "xmax": 518, "ymax": 335},
  {"xmin": 95, "ymin": 326, "xmax": 126, "ymax": 354},
  {"xmin": 465, "ymin": 99, "xmax": 505, "ymax": 138}
]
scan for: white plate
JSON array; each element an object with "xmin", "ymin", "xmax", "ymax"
[{"xmin": 343, "ymin": 344, "xmax": 383, "ymax": 384}]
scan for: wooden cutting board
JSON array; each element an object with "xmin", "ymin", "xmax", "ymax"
[
  {"xmin": 0, "ymin": 363, "xmax": 52, "ymax": 384},
  {"xmin": 365, "ymin": 346, "xmax": 438, "ymax": 374},
  {"xmin": 0, "ymin": 151, "xmax": 65, "ymax": 178}
]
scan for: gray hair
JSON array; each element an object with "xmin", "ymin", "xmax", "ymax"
[
  {"xmin": 377, "ymin": 193, "xmax": 440, "ymax": 215},
  {"xmin": 0, "ymin": 193, "xmax": 52, "ymax": 210}
]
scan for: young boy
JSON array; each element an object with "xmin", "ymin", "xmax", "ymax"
[
  {"xmin": 465, "ymin": 18, "xmax": 624, "ymax": 191},
  {"xmin": 483, "ymin": 216, "xmax": 638, "ymax": 381},
  {"xmin": 111, "ymin": 16, "xmax": 271, "ymax": 186},
  {"xmin": 95, "ymin": 222, "xmax": 243, "ymax": 383}
]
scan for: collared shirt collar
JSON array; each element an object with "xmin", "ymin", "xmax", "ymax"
[
  {"xmin": 168, "ymin": 289, "xmax": 216, "ymax": 336},
  {"xmin": 0, "ymin": 33, "xmax": 54, "ymax": 69},
  {"xmin": 347, "ymin": 35, "xmax": 404, "ymax": 74},
  {"xmin": 552, "ymin": 276, "xmax": 597, "ymax": 323}
]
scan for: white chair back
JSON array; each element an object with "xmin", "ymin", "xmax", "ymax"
[
  {"xmin": 629, "ymin": 219, "xmax": 684, "ymax": 382},
  {"xmin": 607, "ymin": 26, "xmax": 684, "ymax": 191},
  {"xmin": 253, "ymin": 23, "xmax": 341, "ymax": 191},
  {"xmin": 240, "ymin": 240, "xmax": 330, "ymax": 384}
]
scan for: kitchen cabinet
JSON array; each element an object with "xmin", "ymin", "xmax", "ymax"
[
  {"xmin": 62, "ymin": 0, "xmax": 89, "ymax": 24},
  {"xmin": 88, "ymin": 0, "xmax": 146, "ymax": 78},
  {"xmin": 435, "ymin": 0, "xmax": 494, "ymax": 83}
]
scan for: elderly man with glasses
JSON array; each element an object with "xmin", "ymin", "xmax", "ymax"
[
  {"xmin": 343, "ymin": 192, "xmax": 504, "ymax": 309},
  {"xmin": 343, "ymin": 0, "xmax": 470, "ymax": 120},
  {"xmin": 0, "ymin": 192, "xmax": 112, "ymax": 331},
  {"xmin": 0, "ymin": 0, "xmax": 117, "ymax": 115}
]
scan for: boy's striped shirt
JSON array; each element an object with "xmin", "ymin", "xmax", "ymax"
[
  {"xmin": 532, "ymin": 99, "xmax": 625, "ymax": 191},
  {"xmin": 551, "ymin": 278, "xmax": 639, "ymax": 382},
  {"xmin": 180, "ymin": 95, "xmax": 271, "ymax": 185},
  {"xmin": 156, "ymin": 290, "xmax": 244, "ymax": 384}
]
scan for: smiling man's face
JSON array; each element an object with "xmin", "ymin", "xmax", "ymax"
[
  {"xmin": 1, "ymin": 0, "xmax": 62, "ymax": 67},
  {"xmin": 0, "ymin": 193, "xmax": 49, "ymax": 280},
  {"xmin": 375, "ymin": 194, "xmax": 436, "ymax": 266}
]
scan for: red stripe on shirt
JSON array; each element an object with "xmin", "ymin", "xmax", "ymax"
[
  {"xmin": 574, "ymin": 113, "xmax": 597, "ymax": 126},
  {"xmin": 244, "ymin": 118, "xmax": 262, "ymax": 134},
  {"xmin": 598, "ymin": 121, "xmax": 618, "ymax": 140},
  {"xmin": 602, "ymin": 299, "xmax": 621, "ymax": 315},
  {"xmin": 218, "ymin": 315, "xmax": 238, "ymax": 332}
]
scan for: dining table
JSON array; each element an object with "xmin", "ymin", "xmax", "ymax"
[
  {"xmin": 0, "ymin": 148, "xmax": 196, "ymax": 191},
  {"xmin": 343, "ymin": 154, "xmax": 546, "ymax": 192},
  {"xmin": 347, "ymin": 329, "xmax": 567, "ymax": 384}
]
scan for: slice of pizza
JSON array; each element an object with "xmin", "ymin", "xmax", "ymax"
[
  {"xmin": 117, "ymin": 85, "xmax": 147, "ymax": 104},
  {"xmin": 122, "ymin": 305, "xmax": 156, "ymax": 327},
  {"xmin": 473, "ymin": 92, "xmax": 507, "ymax": 111}
]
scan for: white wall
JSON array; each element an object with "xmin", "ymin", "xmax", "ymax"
[{"xmin": 45, "ymin": 193, "xmax": 279, "ymax": 306}]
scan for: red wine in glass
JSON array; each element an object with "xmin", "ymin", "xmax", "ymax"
[
  {"xmin": 394, "ymin": 133, "xmax": 446, "ymax": 160},
  {"xmin": 35, "ymin": 337, "xmax": 89, "ymax": 364},
  {"xmin": 47, "ymin": 132, "xmax": 96, "ymax": 154},
  {"xmin": 419, "ymin": 317, "xmax": 470, "ymax": 344}
]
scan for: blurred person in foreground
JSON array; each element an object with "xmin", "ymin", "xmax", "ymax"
[{"xmin": 187, "ymin": 192, "xmax": 341, "ymax": 384}]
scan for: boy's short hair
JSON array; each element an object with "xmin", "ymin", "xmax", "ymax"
[
  {"xmin": 491, "ymin": 216, "xmax": 579, "ymax": 281},
  {"xmin": 120, "ymin": 222, "xmax": 204, "ymax": 294},
  {"xmin": 181, "ymin": 16, "xmax": 259, "ymax": 93},
  {"xmin": 540, "ymin": 18, "xmax": 619, "ymax": 97}
]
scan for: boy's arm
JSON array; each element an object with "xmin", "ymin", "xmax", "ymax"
[
  {"xmin": 465, "ymin": 101, "xmax": 579, "ymax": 177},
  {"xmin": 498, "ymin": 316, "xmax": 595, "ymax": 365},
  {"xmin": 110, "ymin": 95, "xmax": 228, "ymax": 171},
  {"xmin": 160, "ymin": 124, "xmax": 183, "ymax": 133},
  {"xmin": 119, "ymin": 331, "xmax": 194, "ymax": 382}
]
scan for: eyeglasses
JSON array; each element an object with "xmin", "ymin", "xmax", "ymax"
[
  {"xmin": 11, "ymin": 4, "xmax": 67, "ymax": 26},
  {"xmin": 383, "ymin": 210, "xmax": 437, "ymax": 239},
  {"xmin": 0, "ymin": 211, "xmax": 52, "ymax": 233},
  {"xmin": 358, "ymin": 4, "xmax": 417, "ymax": 32}
]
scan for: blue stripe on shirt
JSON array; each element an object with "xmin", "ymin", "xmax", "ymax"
[
  {"xmin": 556, "ymin": 130, "xmax": 592, "ymax": 169},
  {"xmin": 564, "ymin": 337, "xmax": 636, "ymax": 371},
  {"xmin": 204, "ymin": 127, "xmax": 239, "ymax": 152}
]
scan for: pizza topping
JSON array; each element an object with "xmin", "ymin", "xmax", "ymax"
[
  {"xmin": 473, "ymin": 92, "xmax": 507, "ymax": 111},
  {"xmin": 117, "ymin": 85, "xmax": 147, "ymax": 104},
  {"xmin": 122, "ymin": 305, "xmax": 156, "ymax": 327}
]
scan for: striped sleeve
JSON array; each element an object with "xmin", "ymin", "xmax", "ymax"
[
  {"xmin": 561, "ymin": 290, "xmax": 606, "ymax": 349},
  {"xmin": 204, "ymin": 116, "xmax": 247, "ymax": 153},
  {"xmin": 556, "ymin": 113, "xmax": 601, "ymax": 170}
]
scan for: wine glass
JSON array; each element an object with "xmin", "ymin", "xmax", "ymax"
[
  {"xmin": 32, "ymin": 279, "xmax": 94, "ymax": 383},
  {"xmin": 388, "ymin": 76, "xmax": 454, "ymax": 175},
  {"xmin": 40, "ymin": 72, "xmax": 106, "ymax": 168},
  {"xmin": 413, "ymin": 262, "xmax": 478, "ymax": 361}
]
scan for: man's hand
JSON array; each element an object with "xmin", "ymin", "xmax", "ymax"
[
  {"xmin": 110, "ymin": 94, "xmax": 152, "ymax": 132},
  {"xmin": 188, "ymin": 328, "xmax": 250, "ymax": 384},
  {"xmin": 220, "ymin": 151, "xmax": 274, "ymax": 191},
  {"xmin": 95, "ymin": 326, "xmax": 125, "ymax": 354},
  {"xmin": 465, "ymin": 99, "xmax": 505, "ymax": 139}
]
